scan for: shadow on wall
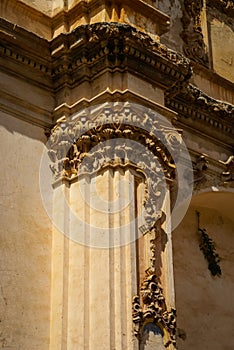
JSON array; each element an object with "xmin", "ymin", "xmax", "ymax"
[{"xmin": 140, "ymin": 323, "xmax": 164, "ymax": 350}]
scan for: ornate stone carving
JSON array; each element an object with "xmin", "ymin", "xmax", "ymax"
[
  {"xmin": 133, "ymin": 274, "xmax": 177, "ymax": 348},
  {"xmin": 47, "ymin": 105, "xmax": 182, "ymax": 181},
  {"xmin": 184, "ymin": 85, "xmax": 234, "ymax": 119},
  {"xmin": 193, "ymin": 154, "xmax": 209, "ymax": 183},
  {"xmin": 207, "ymin": 0, "xmax": 234, "ymax": 16},
  {"xmin": 47, "ymin": 104, "xmax": 183, "ymax": 230},
  {"xmin": 166, "ymin": 84, "xmax": 234, "ymax": 144},
  {"xmin": 219, "ymin": 155, "xmax": 234, "ymax": 182},
  {"xmin": 0, "ymin": 19, "xmax": 192, "ymax": 91},
  {"xmin": 180, "ymin": 0, "xmax": 209, "ymax": 65}
]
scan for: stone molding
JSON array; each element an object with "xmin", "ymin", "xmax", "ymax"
[
  {"xmin": 50, "ymin": 22, "xmax": 191, "ymax": 90},
  {"xmin": 0, "ymin": 19, "xmax": 191, "ymax": 91},
  {"xmin": 166, "ymin": 83, "xmax": 234, "ymax": 145},
  {"xmin": 183, "ymin": 151, "xmax": 234, "ymax": 193},
  {"xmin": 132, "ymin": 274, "xmax": 177, "ymax": 348},
  {"xmin": 1, "ymin": 0, "xmax": 170, "ymax": 39},
  {"xmin": 207, "ymin": 0, "xmax": 234, "ymax": 16}
]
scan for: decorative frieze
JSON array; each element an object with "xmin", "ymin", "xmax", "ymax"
[
  {"xmin": 0, "ymin": 18, "xmax": 192, "ymax": 91},
  {"xmin": 132, "ymin": 274, "xmax": 177, "ymax": 348},
  {"xmin": 47, "ymin": 104, "xmax": 182, "ymax": 181}
]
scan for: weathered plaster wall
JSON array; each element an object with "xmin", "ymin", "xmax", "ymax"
[
  {"xmin": 0, "ymin": 112, "xmax": 51, "ymax": 349},
  {"xmin": 173, "ymin": 192, "xmax": 234, "ymax": 350},
  {"xmin": 208, "ymin": 14, "xmax": 234, "ymax": 83}
]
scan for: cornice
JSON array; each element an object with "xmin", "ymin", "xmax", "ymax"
[
  {"xmin": 192, "ymin": 62, "xmax": 234, "ymax": 104},
  {"xmin": 166, "ymin": 83, "xmax": 234, "ymax": 146},
  {"xmin": 0, "ymin": 19, "xmax": 192, "ymax": 92},
  {"xmin": 52, "ymin": 88, "xmax": 178, "ymax": 123},
  {"xmin": 0, "ymin": 18, "xmax": 52, "ymax": 88},
  {"xmin": 207, "ymin": 0, "xmax": 234, "ymax": 17},
  {"xmin": 50, "ymin": 22, "xmax": 192, "ymax": 90},
  {"xmin": 0, "ymin": 90, "xmax": 53, "ymax": 128}
]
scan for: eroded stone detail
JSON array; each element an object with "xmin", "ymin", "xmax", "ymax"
[
  {"xmin": 0, "ymin": 19, "xmax": 192, "ymax": 88},
  {"xmin": 219, "ymin": 155, "xmax": 234, "ymax": 182},
  {"xmin": 166, "ymin": 83, "xmax": 234, "ymax": 140},
  {"xmin": 193, "ymin": 154, "xmax": 209, "ymax": 183},
  {"xmin": 184, "ymin": 85, "xmax": 234, "ymax": 119},
  {"xmin": 180, "ymin": 0, "xmax": 209, "ymax": 65},
  {"xmin": 47, "ymin": 104, "xmax": 183, "ymax": 230},
  {"xmin": 133, "ymin": 274, "xmax": 177, "ymax": 348},
  {"xmin": 207, "ymin": 0, "xmax": 234, "ymax": 16},
  {"xmin": 47, "ymin": 105, "xmax": 182, "ymax": 181}
]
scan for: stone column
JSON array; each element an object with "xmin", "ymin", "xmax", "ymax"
[{"xmin": 47, "ymin": 103, "xmax": 182, "ymax": 349}]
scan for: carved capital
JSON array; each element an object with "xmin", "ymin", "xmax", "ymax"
[{"xmin": 47, "ymin": 104, "xmax": 184, "ymax": 231}]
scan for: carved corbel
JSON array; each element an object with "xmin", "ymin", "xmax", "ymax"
[
  {"xmin": 193, "ymin": 154, "xmax": 209, "ymax": 182},
  {"xmin": 132, "ymin": 274, "xmax": 177, "ymax": 348},
  {"xmin": 219, "ymin": 155, "xmax": 234, "ymax": 183}
]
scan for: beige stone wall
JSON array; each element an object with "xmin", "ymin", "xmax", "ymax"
[
  {"xmin": 0, "ymin": 112, "xmax": 51, "ymax": 349},
  {"xmin": 209, "ymin": 17, "xmax": 234, "ymax": 83},
  {"xmin": 173, "ymin": 192, "xmax": 234, "ymax": 350}
]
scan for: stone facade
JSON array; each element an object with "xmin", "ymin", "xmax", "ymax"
[{"xmin": 0, "ymin": 1, "xmax": 233, "ymax": 349}]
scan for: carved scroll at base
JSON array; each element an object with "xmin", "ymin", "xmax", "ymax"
[{"xmin": 133, "ymin": 274, "xmax": 177, "ymax": 348}]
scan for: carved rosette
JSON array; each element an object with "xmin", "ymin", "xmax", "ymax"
[
  {"xmin": 47, "ymin": 103, "xmax": 183, "ymax": 231},
  {"xmin": 132, "ymin": 274, "xmax": 177, "ymax": 348},
  {"xmin": 181, "ymin": 0, "xmax": 209, "ymax": 65}
]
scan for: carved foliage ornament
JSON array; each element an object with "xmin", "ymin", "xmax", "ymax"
[
  {"xmin": 166, "ymin": 83, "xmax": 234, "ymax": 128},
  {"xmin": 181, "ymin": 0, "xmax": 209, "ymax": 65},
  {"xmin": 47, "ymin": 105, "xmax": 182, "ymax": 182},
  {"xmin": 47, "ymin": 104, "xmax": 183, "ymax": 231},
  {"xmin": 132, "ymin": 274, "xmax": 177, "ymax": 348}
]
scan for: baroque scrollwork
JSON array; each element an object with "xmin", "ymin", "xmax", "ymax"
[
  {"xmin": 180, "ymin": 0, "xmax": 209, "ymax": 65},
  {"xmin": 47, "ymin": 104, "xmax": 183, "ymax": 231},
  {"xmin": 133, "ymin": 274, "xmax": 177, "ymax": 348},
  {"xmin": 184, "ymin": 85, "xmax": 234, "ymax": 119},
  {"xmin": 47, "ymin": 104, "xmax": 182, "ymax": 180}
]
